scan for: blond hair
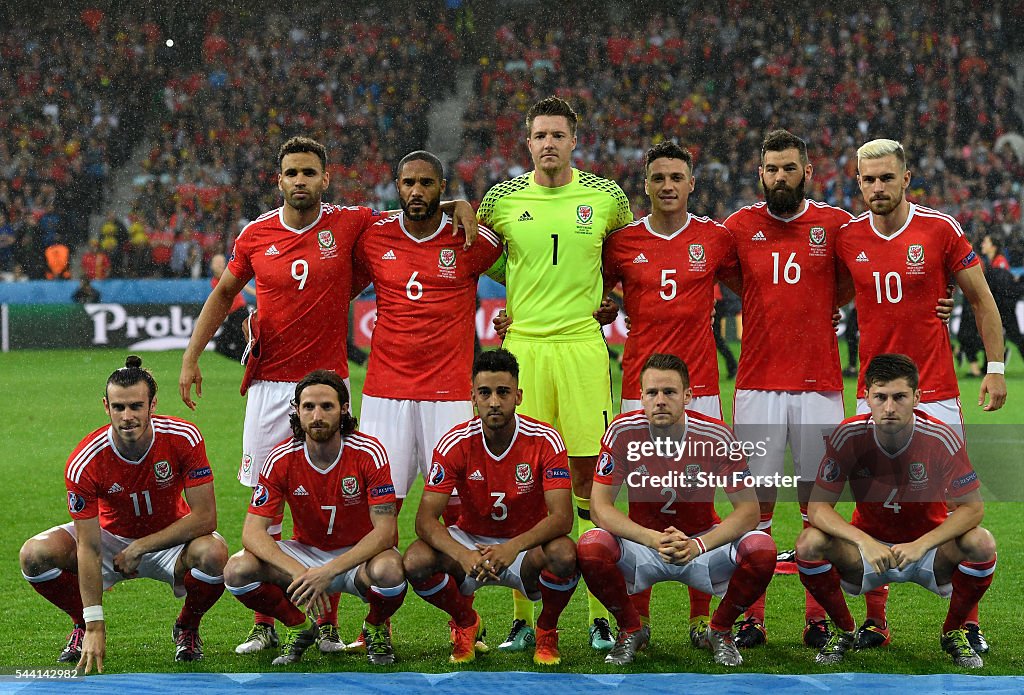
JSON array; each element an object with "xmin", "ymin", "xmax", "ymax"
[{"xmin": 857, "ymin": 139, "xmax": 906, "ymax": 169}]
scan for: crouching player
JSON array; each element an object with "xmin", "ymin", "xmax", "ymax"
[
  {"xmin": 224, "ymin": 370, "xmax": 405, "ymax": 666},
  {"xmin": 20, "ymin": 356, "xmax": 227, "ymax": 672},
  {"xmin": 797, "ymin": 354, "xmax": 996, "ymax": 668},
  {"xmin": 403, "ymin": 349, "xmax": 580, "ymax": 665},
  {"xmin": 578, "ymin": 353, "xmax": 776, "ymax": 667}
]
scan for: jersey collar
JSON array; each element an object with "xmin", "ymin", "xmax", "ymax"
[
  {"xmin": 642, "ymin": 213, "xmax": 692, "ymax": 240},
  {"xmin": 304, "ymin": 440, "xmax": 343, "ymax": 474},
  {"xmin": 871, "ymin": 413, "xmax": 916, "ymax": 459},
  {"xmin": 480, "ymin": 413, "xmax": 520, "ymax": 461},
  {"xmin": 106, "ymin": 425, "xmax": 156, "ymax": 464},
  {"xmin": 869, "ymin": 203, "xmax": 915, "ymax": 241},
  {"xmin": 765, "ymin": 199, "xmax": 810, "ymax": 223},
  {"xmin": 398, "ymin": 212, "xmax": 450, "ymax": 244},
  {"xmin": 277, "ymin": 205, "xmax": 325, "ymax": 234}
]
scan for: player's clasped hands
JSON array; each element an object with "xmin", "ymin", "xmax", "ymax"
[
  {"xmin": 112, "ymin": 544, "xmax": 143, "ymax": 578},
  {"xmin": 476, "ymin": 542, "xmax": 517, "ymax": 577},
  {"xmin": 287, "ymin": 567, "xmax": 332, "ymax": 618},
  {"xmin": 656, "ymin": 526, "xmax": 697, "ymax": 566},
  {"xmin": 858, "ymin": 537, "xmax": 898, "ymax": 574},
  {"xmin": 460, "ymin": 548, "xmax": 495, "ymax": 582},
  {"xmin": 889, "ymin": 540, "xmax": 927, "ymax": 570}
]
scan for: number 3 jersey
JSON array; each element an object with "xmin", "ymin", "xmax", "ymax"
[
  {"xmin": 65, "ymin": 416, "xmax": 214, "ymax": 538},
  {"xmin": 595, "ymin": 410, "xmax": 748, "ymax": 536},
  {"xmin": 248, "ymin": 433, "xmax": 395, "ymax": 551},
  {"xmin": 424, "ymin": 414, "xmax": 571, "ymax": 538},
  {"xmin": 228, "ymin": 203, "xmax": 384, "ymax": 384},
  {"xmin": 603, "ymin": 214, "xmax": 738, "ymax": 399},
  {"xmin": 724, "ymin": 201, "xmax": 852, "ymax": 392},
  {"xmin": 836, "ymin": 204, "xmax": 979, "ymax": 400},
  {"xmin": 355, "ymin": 213, "xmax": 502, "ymax": 401},
  {"xmin": 815, "ymin": 411, "xmax": 980, "ymax": 544}
]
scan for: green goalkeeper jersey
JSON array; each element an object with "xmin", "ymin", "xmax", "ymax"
[{"xmin": 479, "ymin": 168, "xmax": 632, "ymax": 340}]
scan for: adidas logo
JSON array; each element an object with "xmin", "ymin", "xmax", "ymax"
[
  {"xmin": 633, "ymin": 253, "xmax": 649, "ymax": 264},
  {"xmin": 856, "ymin": 251, "xmax": 869, "ymax": 262},
  {"xmin": 469, "ymin": 470, "xmax": 485, "ymax": 481},
  {"xmin": 294, "ymin": 485, "xmax": 310, "ymax": 496},
  {"xmin": 265, "ymin": 244, "xmax": 280, "ymax": 256},
  {"xmin": 518, "ymin": 210, "xmax": 533, "ymax": 222},
  {"xmin": 107, "ymin": 483, "xmax": 123, "ymax": 494},
  {"xmin": 751, "ymin": 231, "xmax": 766, "ymax": 241},
  {"xmin": 382, "ymin": 250, "xmax": 397, "ymax": 260}
]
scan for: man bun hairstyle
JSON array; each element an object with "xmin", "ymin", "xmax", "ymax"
[{"xmin": 106, "ymin": 354, "xmax": 157, "ymax": 400}]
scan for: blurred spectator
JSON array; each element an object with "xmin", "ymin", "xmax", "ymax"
[
  {"xmin": 44, "ymin": 234, "xmax": 71, "ymax": 279},
  {"xmin": 80, "ymin": 237, "xmax": 111, "ymax": 280},
  {"xmin": 72, "ymin": 277, "xmax": 101, "ymax": 304},
  {"xmin": 0, "ymin": 210, "xmax": 16, "ymax": 271}
]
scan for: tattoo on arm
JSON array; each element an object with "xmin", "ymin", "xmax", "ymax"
[{"xmin": 371, "ymin": 502, "xmax": 397, "ymax": 516}]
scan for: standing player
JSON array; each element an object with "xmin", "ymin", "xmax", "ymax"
[
  {"xmin": 578, "ymin": 353, "xmax": 776, "ymax": 666},
  {"xmin": 223, "ymin": 370, "xmax": 404, "ymax": 666},
  {"xmin": 602, "ymin": 141, "xmax": 739, "ymax": 635},
  {"xmin": 179, "ymin": 136, "xmax": 475, "ymax": 653},
  {"xmin": 356, "ymin": 150, "xmax": 502, "ymax": 512},
  {"xmin": 478, "ymin": 96, "xmax": 633, "ymax": 650},
  {"xmin": 723, "ymin": 129, "xmax": 853, "ymax": 648},
  {"xmin": 796, "ymin": 354, "xmax": 996, "ymax": 668},
  {"xmin": 20, "ymin": 356, "xmax": 227, "ymax": 671},
  {"xmin": 835, "ymin": 138, "xmax": 1005, "ymax": 651},
  {"xmin": 403, "ymin": 349, "xmax": 580, "ymax": 666}
]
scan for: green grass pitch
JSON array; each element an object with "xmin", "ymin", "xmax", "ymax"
[{"xmin": 1, "ymin": 348, "xmax": 1022, "ymax": 675}]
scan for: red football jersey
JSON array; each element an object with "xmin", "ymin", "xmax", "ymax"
[
  {"xmin": 604, "ymin": 215, "xmax": 738, "ymax": 399},
  {"xmin": 248, "ymin": 432, "xmax": 395, "ymax": 551},
  {"xmin": 228, "ymin": 203, "xmax": 383, "ymax": 383},
  {"xmin": 65, "ymin": 416, "xmax": 214, "ymax": 538},
  {"xmin": 356, "ymin": 213, "xmax": 503, "ymax": 400},
  {"xmin": 595, "ymin": 410, "xmax": 748, "ymax": 535},
  {"xmin": 815, "ymin": 411, "xmax": 980, "ymax": 544},
  {"xmin": 723, "ymin": 201, "xmax": 851, "ymax": 391},
  {"xmin": 836, "ymin": 204, "xmax": 979, "ymax": 400},
  {"xmin": 425, "ymin": 415, "xmax": 571, "ymax": 538}
]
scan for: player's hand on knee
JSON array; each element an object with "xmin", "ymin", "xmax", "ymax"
[{"xmin": 492, "ymin": 309, "xmax": 512, "ymax": 338}]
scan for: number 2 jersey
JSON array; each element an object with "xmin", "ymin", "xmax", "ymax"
[
  {"xmin": 836, "ymin": 204, "xmax": 979, "ymax": 400},
  {"xmin": 65, "ymin": 416, "xmax": 214, "ymax": 538},
  {"xmin": 355, "ymin": 212, "xmax": 503, "ymax": 401},
  {"xmin": 815, "ymin": 411, "xmax": 980, "ymax": 544},
  {"xmin": 228, "ymin": 203, "xmax": 384, "ymax": 385},
  {"xmin": 723, "ymin": 201, "xmax": 852, "ymax": 392},
  {"xmin": 424, "ymin": 414, "xmax": 571, "ymax": 537},
  {"xmin": 603, "ymin": 214, "xmax": 738, "ymax": 399},
  {"xmin": 248, "ymin": 432, "xmax": 395, "ymax": 551},
  {"xmin": 594, "ymin": 410, "xmax": 749, "ymax": 536}
]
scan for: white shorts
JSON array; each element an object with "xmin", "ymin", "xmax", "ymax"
[
  {"xmin": 615, "ymin": 530, "xmax": 766, "ymax": 597},
  {"xmin": 841, "ymin": 544, "xmax": 950, "ymax": 598},
  {"xmin": 360, "ymin": 396, "xmax": 472, "ymax": 498},
  {"xmin": 856, "ymin": 397, "xmax": 964, "ymax": 442},
  {"xmin": 733, "ymin": 390, "xmax": 844, "ymax": 482},
  {"xmin": 447, "ymin": 526, "xmax": 538, "ymax": 600},
  {"xmin": 276, "ymin": 539, "xmax": 365, "ymax": 599},
  {"xmin": 59, "ymin": 523, "xmax": 223, "ymax": 598},
  {"xmin": 621, "ymin": 395, "xmax": 722, "ymax": 421},
  {"xmin": 241, "ymin": 378, "xmax": 351, "ymax": 487}
]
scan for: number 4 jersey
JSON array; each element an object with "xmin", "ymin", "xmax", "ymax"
[
  {"xmin": 355, "ymin": 213, "xmax": 502, "ymax": 401},
  {"xmin": 65, "ymin": 416, "xmax": 214, "ymax": 538},
  {"xmin": 836, "ymin": 204, "xmax": 979, "ymax": 400}
]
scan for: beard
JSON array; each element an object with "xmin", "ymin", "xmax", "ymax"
[
  {"xmin": 285, "ymin": 189, "xmax": 319, "ymax": 211},
  {"xmin": 401, "ymin": 196, "xmax": 440, "ymax": 221},
  {"xmin": 869, "ymin": 190, "xmax": 904, "ymax": 217},
  {"xmin": 305, "ymin": 420, "xmax": 339, "ymax": 442},
  {"xmin": 763, "ymin": 174, "xmax": 806, "ymax": 216}
]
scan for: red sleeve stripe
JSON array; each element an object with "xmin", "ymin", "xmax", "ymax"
[
  {"xmin": 153, "ymin": 417, "xmax": 203, "ymax": 447},
  {"xmin": 602, "ymin": 413, "xmax": 648, "ymax": 448},
  {"xmin": 436, "ymin": 420, "xmax": 480, "ymax": 456},
  {"xmin": 915, "ymin": 206, "xmax": 966, "ymax": 237},
  {"xmin": 345, "ymin": 434, "xmax": 390, "ymax": 469},
  {"xmin": 687, "ymin": 418, "xmax": 737, "ymax": 445},
  {"xmin": 518, "ymin": 420, "xmax": 567, "ymax": 454},
  {"xmin": 829, "ymin": 417, "xmax": 871, "ymax": 451},
  {"xmin": 67, "ymin": 431, "xmax": 112, "ymax": 484},
  {"xmin": 478, "ymin": 225, "xmax": 501, "ymax": 247},
  {"xmin": 261, "ymin": 440, "xmax": 303, "ymax": 478},
  {"xmin": 915, "ymin": 419, "xmax": 962, "ymax": 456}
]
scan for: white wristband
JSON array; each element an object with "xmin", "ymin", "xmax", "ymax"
[
  {"xmin": 82, "ymin": 605, "xmax": 104, "ymax": 623},
  {"xmin": 987, "ymin": 362, "xmax": 1005, "ymax": 375}
]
